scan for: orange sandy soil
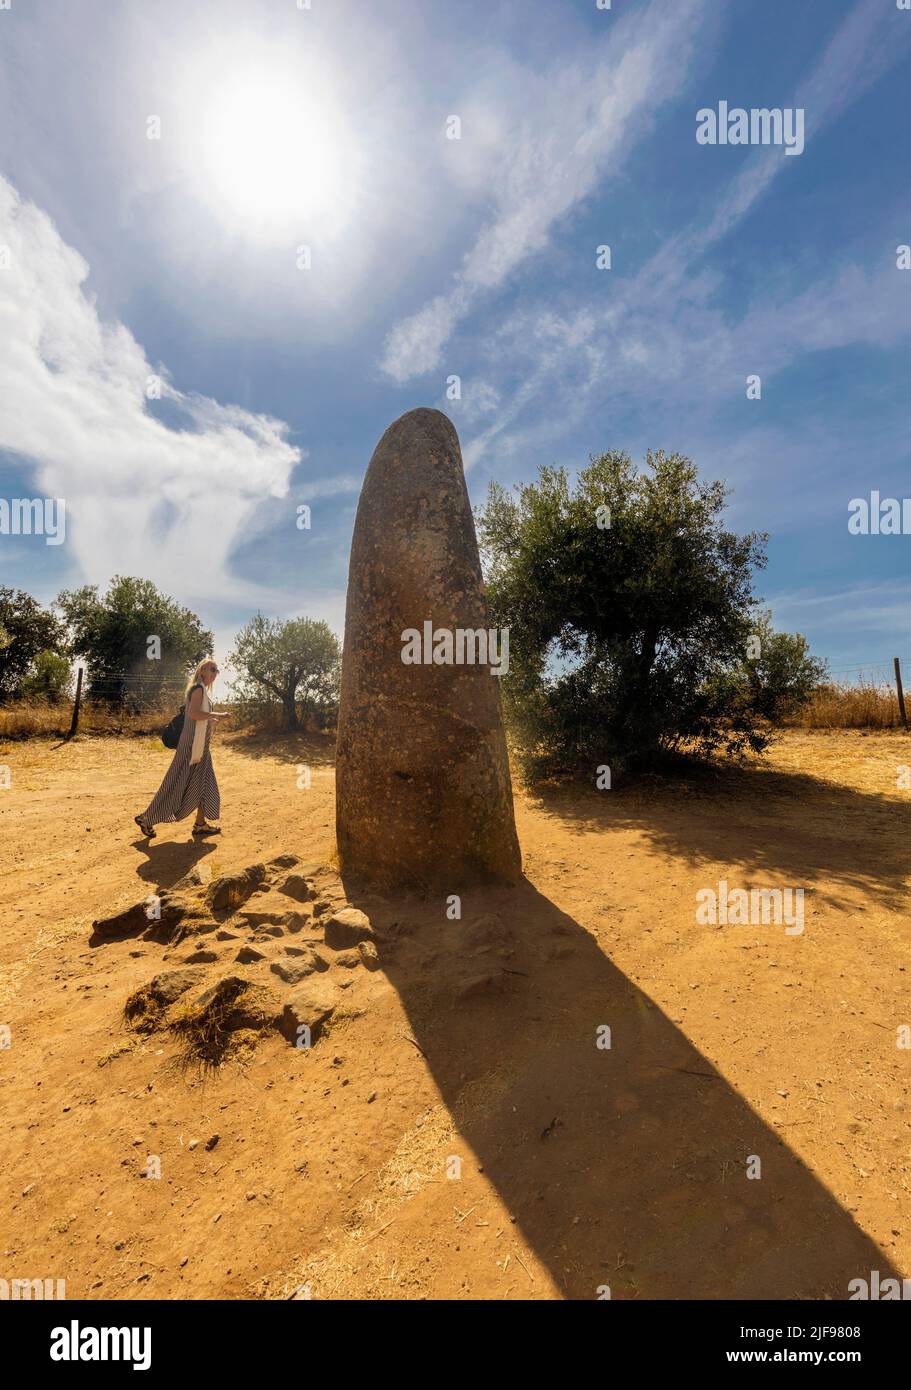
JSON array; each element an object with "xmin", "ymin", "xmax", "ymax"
[{"xmin": 1, "ymin": 726, "xmax": 910, "ymax": 1301}]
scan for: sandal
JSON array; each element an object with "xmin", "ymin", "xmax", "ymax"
[
  {"xmin": 134, "ymin": 815, "xmax": 156, "ymax": 839},
  {"xmin": 192, "ymin": 824, "xmax": 221, "ymax": 837}
]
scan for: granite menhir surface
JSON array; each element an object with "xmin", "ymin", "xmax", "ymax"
[{"xmin": 336, "ymin": 408, "xmax": 521, "ymax": 889}]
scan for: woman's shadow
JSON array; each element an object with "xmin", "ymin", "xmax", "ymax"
[
  {"xmin": 130, "ymin": 836, "xmax": 219, "ymax": 894},
  {"xmin": 342, "ymin": 872, "xmax": 902, "ymax": 1300}
]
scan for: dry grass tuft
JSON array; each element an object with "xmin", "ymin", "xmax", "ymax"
[
  {"xmin": 168, "ymin": 978, "xmax": 275, "ymax": 1072},
  {"xmin": 786, "ymin": 681, "xmax": 902, "ymax": 730},
  {"xmin": 0, "ymin": 701, "xmax": 177, "ymax": 740},
  {"xmin": 123, "ymin": 983, "xmax": 171, "ymax": 1035}
]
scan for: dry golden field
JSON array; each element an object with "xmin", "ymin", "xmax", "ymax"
[{"xmin": 1, "ymin": 725, "xmax": 910, "ymax": 1299}]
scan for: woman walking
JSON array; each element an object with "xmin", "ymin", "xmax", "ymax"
[{"xmin": 134, "ymin": 659, "xmax": 228, "ymax": 839}]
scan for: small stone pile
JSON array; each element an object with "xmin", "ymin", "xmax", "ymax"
[{"xmin": 93, "ymin": 855, "xmax": 380, "ymax": 1062}]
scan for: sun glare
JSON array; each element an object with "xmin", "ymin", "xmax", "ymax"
[{"xmin": 194, "ymin": 59, "xmax": 356, "ymax": 242}]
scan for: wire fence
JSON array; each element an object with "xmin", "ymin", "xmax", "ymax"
[
  {"xmin": 823, "ymin": 660, "xmax": 910, "ymax": 682},
  {"xmin": 5, "ymin": 655, "xmax": 908, "ymax": 740},
  {"xmin": 52, "ymin": 658, "xmax": 911, "ymax": 702},
  {"xmin": 55, "ymin": 667, "xmax": 314, "ymax": 741}
]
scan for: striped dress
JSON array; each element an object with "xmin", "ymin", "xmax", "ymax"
[{"xmin": 141, "ymin": 683, "xmax": 221, "ymax": 827}]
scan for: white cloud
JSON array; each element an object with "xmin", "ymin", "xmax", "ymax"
[
  {"xmin": 0, "ymin": 175, "xmax": 305, "ymax": 603},
  {"xmin": 442, "ymin": 378, "xmax": 501, "ymax": 428},
  {"xmin": 381, "ymin": 289, "xmax": 472, "ymax": 384}
]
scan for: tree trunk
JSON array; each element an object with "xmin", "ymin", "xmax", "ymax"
[{"xmin": 282, "ymin": 691, "xmax": 298, "ymax": 731}]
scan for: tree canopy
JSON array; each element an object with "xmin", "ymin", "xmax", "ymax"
[
  {"xmin": 476, "ymin": 449, "xmax": 785, "ymax": 776},
  {"xmin": 229, "ymin": 613, "xmax": 341, "ymax": 731},
  {"xmin": 56, "ymin": 576, "xmax": 213, "ymax": 709},
  {"xmin": 0, "ymin": 588, "xmax": 68, "ymax": 701}
]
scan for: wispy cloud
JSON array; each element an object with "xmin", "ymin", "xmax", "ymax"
[
  {"xmin": 648, "ymin": 0, "xmax": 911, "ymax": 293},
  {"xmin": 768, "ymin": 580, "xmax": 911, "ymax": 670},
  {"xmin": 379, "ymin": 0, "xmax": 712, "ymax": 383},
  {"xmin": 456, "ymin": 0, "xmax": 911, "ymax": 471}
]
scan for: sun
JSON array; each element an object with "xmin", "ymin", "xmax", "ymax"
[{"xmin": 192, "ymin": 57, "xmax": 357, "ymax": 243}]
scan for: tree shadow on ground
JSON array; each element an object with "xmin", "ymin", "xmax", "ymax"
[
  {"xmin": 526, "ymin": 759, "xmax": 911, "ymax": 911},
  {"xmin": 341, "ymin": 871, "xmax": 902, "ymax": 1299}
]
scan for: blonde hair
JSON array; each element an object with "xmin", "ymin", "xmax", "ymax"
[{"xmin": 185, "ymin": 659, "xmax": 217, "ymax": 702}]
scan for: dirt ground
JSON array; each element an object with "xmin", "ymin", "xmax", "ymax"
[{"xmin": 1, "ymin": 725, "xmax": 909, "ymax": 1300}]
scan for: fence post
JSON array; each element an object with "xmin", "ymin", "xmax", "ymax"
[
  {"xmin": 894, "ymin": 657, "xmax": 907, "ymax": 729},
  {"xmin": 67, "ymin": 667, "xmax": 84, "ymax": 740}
]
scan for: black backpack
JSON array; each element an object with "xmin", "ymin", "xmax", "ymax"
[
  {"xmin": 161, "ymin": 707, "xmax": 185, "ymax": 749},
  {"xmin": 161, "ymin": 684, "xmax": 202, "ymax": 749}
]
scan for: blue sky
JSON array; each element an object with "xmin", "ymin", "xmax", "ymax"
[{"xmin": 0, "ymin": 0, "xmax": 909, "ymax": 682}]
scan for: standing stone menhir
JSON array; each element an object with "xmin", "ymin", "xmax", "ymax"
[{"xmin": 336, "ymin": 407, "xmax": 522, "ymax": 890}]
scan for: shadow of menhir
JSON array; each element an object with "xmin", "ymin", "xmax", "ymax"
[{"xmin": 341, "ymin": 873, "xmax": 898, "ymax": 1300}]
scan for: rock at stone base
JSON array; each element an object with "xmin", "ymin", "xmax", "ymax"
[
  {"xmin": 455, "ymin": 969, "xmax": 512, "ymax": 1000},
  {"xmin": 239, "ymin": 910, "xmax": 289, "ymax": 929},
  {"xmin": 235, "ymin": 945, "xmax": 266, "ymax": 964},
  {"xmin": 285, "ymin": 911, "xmax": 312, "ymax": 934},
  {"xmin": 266, "ymin": 854, "xmax": 300, "ymax": 872},
  {"xmin": 205, "ymin": 865, "xmax": 267, "ymax": 915},
  {"xmin": 270, "ymin": 950, "xmax": 327, "ymax": 984},
  {"xmin": 279, "ymin": 983, "xmax": 339, "ymax": 1044},
  {"xmin": 323, "ymin": 907, "xmax": 373, "ymax": 950},
  {"xmin": 123, "ymin": 968, "xmax": 202, "ymax": 1029},
  {"xmin": 172, "ymin": 863, "xmax": 213, "ymax": 892},
  {"xmin": 145, "ymin": 969, "xmax": 201, "ymax": 1008},
  {"xmin": 357, "ymin": 941, "xmax": 381, "ymax": 971},
  {"xmin": 191, "ymin": 976, "xmax": 248, "ymax": 1012},
  {"xmin": 279, "ymin": 873, "xmax": 315, "ymax": 903},
  {"xmin": 187, "ymin": 976, "xmax": 278, "ymax": 1032},
  {"xmin": 93, "ymin": 892, "xmax": 188, "ymax": 940}
]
